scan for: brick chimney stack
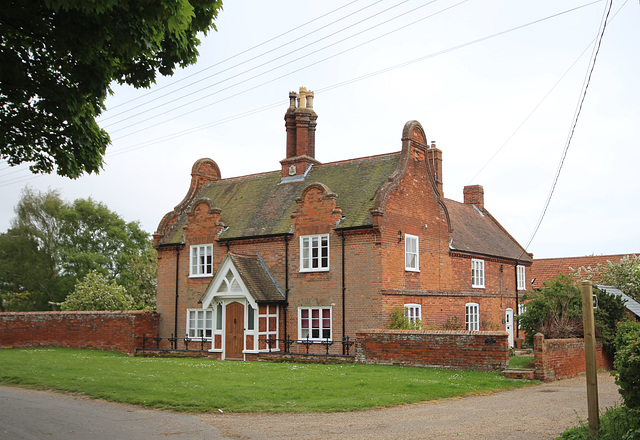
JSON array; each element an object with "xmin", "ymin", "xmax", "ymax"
[
  {"xmin": 281, "ymin": 87, "xmax": 320, "ymax": 179},
  {"xmin": 427, "ymin": 140, "xmax": 443, "ymax": 196},
  {"xmin": 464, "ymin": 185, "xmax": 484, "ymax": 210}
]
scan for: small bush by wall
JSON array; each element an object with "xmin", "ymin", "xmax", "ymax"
[
  {"xmin": 533, "ymin": 333, "xmax": 612, "ymax": 381},
  {"xmin": 355, "ymin": 329, "xmax": 509, "ymax": 371},
  {"xmin": 0, "ymin": 311, "xmax": 159, "ymax": 355}
]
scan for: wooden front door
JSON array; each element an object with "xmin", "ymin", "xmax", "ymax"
[{"xmin": 225, "ymin": 302, "xmax": 244, "ymax": 359}]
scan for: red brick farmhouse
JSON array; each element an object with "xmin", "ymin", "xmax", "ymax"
[{"xmin": 153, "ymin": 88, "xmax": 533, "ymax": 360}]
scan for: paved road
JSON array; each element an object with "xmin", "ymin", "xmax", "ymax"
[
  {"xmin": 0, "ymin": 387, "xmax": 226, "ymax": 440},
  {"xmin": 0, "ymin": 372, "xmax": 621, "ymax": 440}
]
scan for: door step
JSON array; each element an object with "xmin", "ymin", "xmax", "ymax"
[{"xmin": 501, "ymin": 368, "xmax": 536, "ymax": 380}]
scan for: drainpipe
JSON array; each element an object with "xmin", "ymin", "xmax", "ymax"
[
  {"xmin": 174, "ymin": 245, "xmax": 181, "ymax": 344},
  {"xmin": 515, "ymin": 262, "xmax": 520, "ymax": 339},
  {"xmin": 340, "ymin": 230, "xmax": 346, "ymax": 354},
  {"xmin": 284, "ymin": 234, "xmax": 289, "ymax": 343}
]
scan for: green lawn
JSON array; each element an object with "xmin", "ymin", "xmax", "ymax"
[
  {"xmin": 508, "ymin": 355, "xmax": 534, "ymax": 369},
  {"xmin": 0, "ymin": 348, "xmax": 537, "ymax": 413}
]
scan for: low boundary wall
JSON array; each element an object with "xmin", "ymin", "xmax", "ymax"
[
  {"xmin": 533, "ymin": 333, "xmax": 613, "ymax": 381},
  {"xmin": 355, "ymin": 329, "xmax": 509, "ymax": 371},
  {"xmin": 0, "ymin": 311, "xmax": 159, "ymax": 355}
]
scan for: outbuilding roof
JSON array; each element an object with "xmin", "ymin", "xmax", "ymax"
[
  {"xmin": 531, "ymin": 254, "xmax": 637, "ymax": 289},
  {"xmin": 597, "ymin": 285, "xmax": 640, "ymax": 319}
]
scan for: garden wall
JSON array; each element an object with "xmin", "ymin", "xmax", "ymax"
[
  {"xmin": 355, "ymin": 329, "xmax": 509, "ymax": 371},
  {"xmin": 533, "ymin": 333, "xmax": 613, "ymax": 381},
  {"xmin": 0, "ymin": 311, "xmax": 159, "ymax": 355}
]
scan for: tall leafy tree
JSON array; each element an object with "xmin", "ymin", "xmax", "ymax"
[
  {"xmin": 0, "ymin": 187, "xmax": 156, "ymax": 311},
  {"xmin": 0, "ymin": 0, "xmax": 223, "ymax": 177},
  {"xmin": 573, "ymin": 255, "xmax": 640, "ymax": 302},
  {"xmin": 518, "ymin": 274, "xmax": 626, "ymax": 352},
  {"xmin": 0, "ymin": 188, "xmax": 69, "ymax": 310}
]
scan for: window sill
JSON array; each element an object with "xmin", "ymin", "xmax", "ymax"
[
  {"xmin": 189, "ymin": 274, "xmax": 213, "ymax": 278},
  {"xmin": 299, "ymin": 268, "xmax": 330, "ymax": 273}
]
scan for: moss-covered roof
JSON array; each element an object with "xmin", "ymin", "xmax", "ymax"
[{"xmin": 162, "ymin": 153, "xmax": 401, "ymax": 244}]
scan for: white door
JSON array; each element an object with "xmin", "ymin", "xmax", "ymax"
[{"xmin": 505, "ymin": 308, "xmax": 514, "ymax": 348}]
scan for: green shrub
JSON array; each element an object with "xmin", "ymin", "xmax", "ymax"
[
  {"xmin": 442, "ymin": 315, "xmax": 463, "ymax": 330},
  {"xmin": 517, "ymin": 275, "xmax": 626, "ymax": 351},
  {"xmin": 60, "ymin": 270, "xmax": 134, "ymax": 311},
  {"xmin": 518, "ymin": 275, "xmax": 583, "ymax": 345},
  {"xmin": 558, "ymin": 404, "xmax": 640, "ymax": 440},
  {"xmin": 614, "ymin": 320, "xmax": 640, "ymax": 411},
  {"xmin": 386, "ymin": 307, "xmax": 422, "ymax": 330}
]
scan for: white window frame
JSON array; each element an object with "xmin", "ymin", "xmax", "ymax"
[
  {"xmin": 471, "ymin": 259, "xmax": 485, "ymax": 288},
  {"xmin": 517, "ymin": 265, "xmax": 526, "ymax": 290},
  {"xmin": 405, "ymin": 234, "xmax": 419, "ymax": 272},
  {"xmin": 518, "ymin": 303, "xmax": 527, "ymax": 329},
  {"xmin": 298, "ymin": 307, "xmax": 332, "ymax": 341},
  {"xmin": 190, "ymin": 244, "xmax": 213, "ymax": 277},
  {"xmin": 300, "ymin": 234, "xmax": 330, "ymax": 272},
  {"xmin": 404, "ymin": 303, "xmax": 422, "ymax": 324},
  {"xmin": 465, "ymin": 302, "xmax": 479, "ymax": 331},
  {"xmin": 186, "ymin": 309, "xmax": 213, "ymax": 340}
]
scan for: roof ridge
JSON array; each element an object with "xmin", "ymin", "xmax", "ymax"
[{"xmin": 314, "ymin": 151, "xmax": 401, "ymax": 167}]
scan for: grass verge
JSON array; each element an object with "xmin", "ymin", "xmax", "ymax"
[
  {"xmin": 0, "ymin": 348, "xmax": 537, "ymax": 413},
  {"xmin": 508, "ymin": 355, "xmax": 534, "ymax": 369},
  {"xmin": 558, "ymin": 405, "xmax": 640, "ymax": 439}
]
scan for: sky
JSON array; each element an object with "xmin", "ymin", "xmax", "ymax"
[{"xmin": 1, "ymin": 0, "xmax": 639, "ymax": 259}]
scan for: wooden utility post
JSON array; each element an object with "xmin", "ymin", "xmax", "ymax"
[{"xmin": 580, "ymin": 280, "xmax": 599, "ymax": 437}]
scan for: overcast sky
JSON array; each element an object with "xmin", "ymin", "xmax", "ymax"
[{"xmin": 1, "ymin": 0, "xmax": 638, "ymax": 259}]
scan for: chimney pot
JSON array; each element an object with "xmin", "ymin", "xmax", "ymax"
[
  {"xmin": 298, "ymin": 87, "xmax": 307, "ymax": 108},
  {"xmin": 306, "ymin": 91, "xmax": 314, "ymax": 109},
  {"xmin": 289, "ymin": 91, "xmax": 297, "ymax": 109}
]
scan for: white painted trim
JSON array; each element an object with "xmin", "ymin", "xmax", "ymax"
[
  {"xmin": 299, "ymin": 234, "xmax": 330, "ymax": 272},
  {"xmin": 405, "ymin": 234, "xmax": 420, "ymax": 272}
]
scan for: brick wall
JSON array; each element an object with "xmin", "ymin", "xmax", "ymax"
[
  {"xmin": 355, "ymin": 329, "xmax": 509, "ymax": 371},
  {"xmin": 533, "ymin": 333, "xmax": 613, "ymax": 381},
  {"xmin": 0, "ymin": 311, "xmax": 159, "ymax": 355}
]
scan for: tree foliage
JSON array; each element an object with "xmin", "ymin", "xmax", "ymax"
[
  {"xmin": 60, "ymin": 270, "xmax": 134, "ymax": 311},
  {"xmin": 0, "ymin": 0, "xmax": 223, "ymax": 177},
  {"xmin": 0, "ymin": 187, "xmax": 157, "ymax": 311},
  {"xmin": 573, "ymin": 255, "xmax": 640, "ymax": 302},
  {"xmin": 518, "ymin": 274, "xmax": 626, "ymax": 352},
  {"xmin": 614, "ymin": 320, "xmax": 640, "ymax": 411}
]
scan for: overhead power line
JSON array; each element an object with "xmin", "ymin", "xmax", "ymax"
[
  {"xmin": 102, "ymin": 0, "xmax": 366, "ymax": 115},
  {"xmin": 0, "ymin": 0, "xmax": 608, "ymax": 188},
  {"xmin": 102, "ymin": 0, "xmax": 449, "ymax": 132},
  {"xmin": 522, "ymin": 0, "xmax": 614, "ymax": 253},
  {"xmin": 108, "ymin": 0, "xmax": 599, "ymax": 144}
]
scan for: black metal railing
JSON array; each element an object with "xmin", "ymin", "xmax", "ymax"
[
  {"xmin": 140, "ymin": 334, "xmax": 210, "ymax": 352},
  {"xmin": 261, "ymin": 335, "xmax": 355, "ymax": 356},
  {"xmin": 138, "ymin": 334, "xmax": 356, "ymax": 357}
]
